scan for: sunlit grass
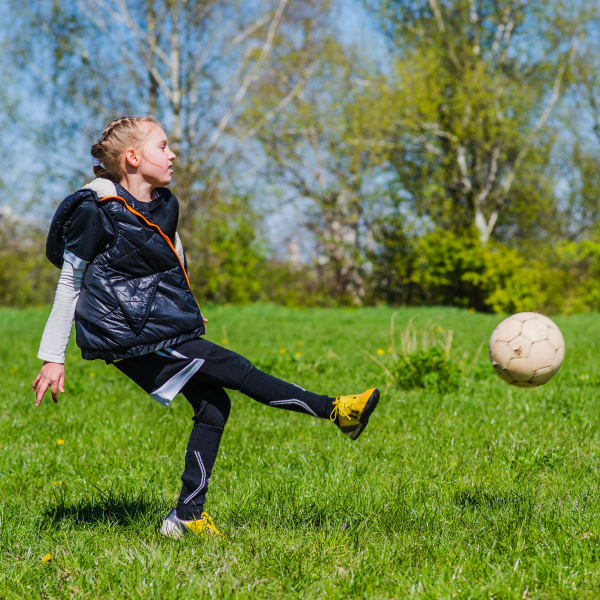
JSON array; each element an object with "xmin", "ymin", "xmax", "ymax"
[{"xmin": 2, "ymin": 304, "xmax": 600, "ymax": 598}]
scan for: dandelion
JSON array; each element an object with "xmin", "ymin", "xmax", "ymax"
[
  {"xmin": 89, "ymin": 372, "xmax": 95, "ymax": 377},
  {"xmin": 221, "ymin": 339, "xmax": 228, "ymax": 345},
  {"xmin": 436, "ymin": 326, "xmax": 442, "ymax": 333},
  {"xmin": 376, "ymin": 349, "xmax": 385, "ymax": 355},
  {"xmin": 279, "ymin": 348, "xmax": 286, "ymax": 354},
  {"xmin": 469, "ymin": 307, "xmax": 476, "ymax": 314},
  {"xmin": 42, "ymin": 554, "xmax": 51, "ymax": 563},
  {"xmin": 295, "ymin": 352, "xmax": 302, "ymax": 358},
  {"xmin": 327, "ymin": 352, "xmax": 334, "ymax": 358},
  {"xmin": 298, "ymin": 341, "xmax": 304, "ymax": 346},
  {"xmin": 52, "ymin": 481, "xmax": 62, "ymax": 485},
  {"xmin": 57, "ymin": 440, "xmax": 64, "ymax": 445},
  {"xmin": 387, "ymin": 348, "xmax": 393, "ymax": 353},
  {"xmin": 10, "ymin": 366, "xmax": 18, "ymax": 373}
]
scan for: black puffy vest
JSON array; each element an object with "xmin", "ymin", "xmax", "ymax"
[{"xmin": 46, "ymin": 188, "xmax": 205, "ymax": 361}]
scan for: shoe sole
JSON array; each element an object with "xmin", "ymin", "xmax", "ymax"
[{"xmin": 350, "ymin": 388, "xmax": 380, "ymax": 441}]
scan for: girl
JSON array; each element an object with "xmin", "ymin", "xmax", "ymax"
[{"xmin": 32, "ymin": 115, "xmax": 380, "ymax": 539}]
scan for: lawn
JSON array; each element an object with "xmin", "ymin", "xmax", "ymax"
[{"xmin": 2, "ymin": 304, "xmax": 600, "ymax": 599}]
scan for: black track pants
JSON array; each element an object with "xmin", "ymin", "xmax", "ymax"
[{"xmin": 116, "ymin": 341, "xmax": 334, "ymax": 520}]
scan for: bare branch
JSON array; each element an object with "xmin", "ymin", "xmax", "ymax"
[
  {"xmin": 427, "ymin": 0, "xmax": 445, "ymax": 33},
  {"xmin": 204, "ymin": 0, "xmax": 290, "ymax": 157},
  {"xmin": 244, "ymin": 62, "xmax": 317, "ymax": 138},
  {"xmin": 225, "ymin": 12, "xmax": 272, "ymax": 53},
  {"xmin": 456, "ymin": 146, "xmax": 472, "ymax": 192},
  {"xmin": 500, "ymin": 40, "xmax": 578, "ymax": 198},
  {"xmin": 474, "ymin": 144, "xmax": 500, "ymax": 207}
]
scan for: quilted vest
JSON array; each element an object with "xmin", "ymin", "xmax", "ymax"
[{"xmin": 46, "ymin": 179, "xmax": 205, "ymax": 361}]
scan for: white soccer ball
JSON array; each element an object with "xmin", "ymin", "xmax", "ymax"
[{"xmin": 489, "ymin": 312, "xmax": 565, "ymax": 388}]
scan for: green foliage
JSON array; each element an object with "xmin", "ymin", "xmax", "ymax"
[
  {"xmin": 183, "ymin": 196, "xmax": 268, "ymax": 305},
  {"xmin": 374, "ymin": 227, "xmax": 544, "ymax": 313},
  {"xmin": 365, "ymin": 0, "xmax": 583, "ymax": 243},
  {"xmin": 0, "ymin": 218, "xmax": 57, "ymax": 307},
  {"xmin": 538, "ymin": 239, "xmax": 600, "ymax": 315},
  {"xmin": 396, "ymin": 345, "xmax": 462, "ymax": 393}
]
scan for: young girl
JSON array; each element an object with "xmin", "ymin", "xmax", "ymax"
[{"xmin": 32, "ymin": 115, "xmax": 380, "ymax": 539}]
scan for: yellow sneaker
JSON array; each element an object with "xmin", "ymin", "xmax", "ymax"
[
  {"xmin": 330, "ymin": 388, "xmax": 380, "ymax": 440},
  {"xmin": 160, "ymin": 509, "xmax": 221, "ymax": 539}
]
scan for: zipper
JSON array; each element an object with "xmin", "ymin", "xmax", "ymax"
[{"xmin": 99, "ymin": 196, "xmax": 202, "ymax": 316}]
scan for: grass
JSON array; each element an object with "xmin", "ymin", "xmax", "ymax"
[{"xmin": 2, "ymin": 304, "xmax": 600, "ymax": 599}]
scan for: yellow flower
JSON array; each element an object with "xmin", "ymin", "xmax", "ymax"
[
  {"xmin": 387, "ymin": 348, "xmax": 393, "ymax": 353},
  {"xmin": 436, "ymin": 326, "xmax": 442, "ymax": 333},
  {"xmin": 327, "ymin": 352, "xmax": 334, "ymax": 358},
  {"xmin": 52, "ymin": 481, "xmax": 62, "ymax": 485},
  {"xmin": 295, "ymin": 352, "xmax": 302, "ymax": 358},
  {"xmin": 57, "ymin": 440, "xmax": 64, "ymax": 445},
  {"xmin": 10, "ymin": 366, "xmax": 18, "ymax": 373},
  {"xmin": 469, "ymin": 307, "xmax": 476, "ymax": 314},
  {"xmin": 297, "ymin": 341, "xmax": 304, "ymax": 346},
  {"xmin": 42, "ymin": 554, "xmax": 51, "ymax": 563},
  {"xmin": 89, "ymin": 372, "xmax": 95, "ymax": 377},
  {"xmin": 279, "ymin": 348, "xmax": 286, "ymax": 354},
  {"xmin": 221, "ymin": 339, "xmax": 228, "ymax": 345},
  {"xmin": 376, "ymin": 349, "xmax": 385, "ymax": 355}
]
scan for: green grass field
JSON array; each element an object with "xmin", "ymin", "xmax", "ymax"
[{"xmin": 2, "ymin": 304, "xmax": 600, "ymax": 599}]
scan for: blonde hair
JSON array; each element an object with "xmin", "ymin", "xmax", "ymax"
[{"xmin": 90, "ymin": 115, "xmax": 162, "ymax": 182}]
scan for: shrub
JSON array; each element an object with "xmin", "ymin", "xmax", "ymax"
[
  {"xmin": 0, "ymin": 213, "xmax": 56, "ymax": 307},
  {"xmin": 373, "ymin": 227, "xmax": 545, "ymax": 313},
  {"xmin": 396, "ymin": 345, "xmax": 462, "ymax": 393}
]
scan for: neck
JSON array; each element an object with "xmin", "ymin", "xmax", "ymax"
[{"xmin": 119, "ymin": 177, "xmax": 154, "ymax": 203}]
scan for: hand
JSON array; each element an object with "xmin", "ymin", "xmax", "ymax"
[
  {"xmin": 202, "ymin": 315, "xmax": 208, "ymax": 323},
  {"xmin": 32, "ymin": 361, "xmax": 65, "ymax": 407}
]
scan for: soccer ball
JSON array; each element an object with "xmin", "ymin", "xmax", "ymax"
[{"xmin": 489, "ymin": 312, "xmax": 565, "ymax": 388}]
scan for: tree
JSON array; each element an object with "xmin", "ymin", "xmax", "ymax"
[
  {"xmin": 7, "ymin": 0, "xmax": 331, "ymax": 303},
  {"xmin": 11, "ymin": 0, "xmax": 303, "ymax": 214},
  {"xmin": 244, "ymin": 9, "xmax": 393, "ymax": 304},
  {"xmin": 364, "ymin": 0, "xmax": 587, "ymax": 244},
  {"xmin": 562, "ymin": 7, "xmax": 600, "ymax": 240}
]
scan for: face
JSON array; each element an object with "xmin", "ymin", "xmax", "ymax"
[{"xmin": 137, "ymin": 123, "xmax": 176, "ymax": 186}]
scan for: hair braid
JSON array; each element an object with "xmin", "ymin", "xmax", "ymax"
[{"xmin": 91, "ymin": 115, "xmax": 161, "ymax": 182}]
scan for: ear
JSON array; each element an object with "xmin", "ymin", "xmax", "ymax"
[{"xmin": 124, "ymin": 148, "xmax": 140, "ymax": 168}]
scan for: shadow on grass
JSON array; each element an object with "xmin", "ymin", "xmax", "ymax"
[
  {"xmin": 43, "ymin": 490, "xmax": 163, "ymax": 528},
  {"xmin": 455, "ymin": 488, "xmax": 530, "ymax": 510}
]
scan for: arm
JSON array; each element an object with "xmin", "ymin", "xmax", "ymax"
[{"xmin": 33, "ymin": 252, "xmax": 87, "ymax": 406}]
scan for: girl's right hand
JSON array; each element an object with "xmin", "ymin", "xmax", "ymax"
[{"xmin": 33, "ymin": 361, "xmax": 65, "ymax": 407}]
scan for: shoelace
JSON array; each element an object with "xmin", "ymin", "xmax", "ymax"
[
  {"xmin": 330, "ymin": 394, "xmax": 360, "ymax": 422},
  {"xmin": 200, "ymin": 512, "xmax": 221, "ymax": 536},
  {"xmin": 186, "ymin": 511, "xmax": 221, "ymax": 536}
]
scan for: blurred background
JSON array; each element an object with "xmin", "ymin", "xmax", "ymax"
[{"xmin": 1, "ymin": 0, "xmax": 599, "ymax": 315}]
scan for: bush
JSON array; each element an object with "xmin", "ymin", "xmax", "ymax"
[
  {"xmin": 396, "ymin": 345, "xmax": 462, "ymax": 393},
  {"xmin": 0, "ymin": 213, "xmax": 57, "ymax": 307},
  {"xmin": 373, "ymin": 227, "xmax": 545, "ymax": 313}
]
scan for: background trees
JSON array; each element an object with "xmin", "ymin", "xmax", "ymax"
[{"xmin": 2, "ymin": 0, "xmax": 600, "ymax": 313}]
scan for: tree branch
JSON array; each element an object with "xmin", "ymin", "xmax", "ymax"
[{"xmin": 203, "ymin": 0, "xmax": 290, "ymax": 157}]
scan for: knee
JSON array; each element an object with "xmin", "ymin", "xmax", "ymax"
[
  {"xmin": 191, "ymin": 389, "xmax": 231, "ymax": 429},
  {"xmin": 193, "ymin": 404, "xmax": 229, "ymax": 429}
]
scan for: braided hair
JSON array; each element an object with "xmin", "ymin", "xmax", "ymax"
[{"xmin": 90, "ymin": 115, "xmax": 161, "ymax": 182}]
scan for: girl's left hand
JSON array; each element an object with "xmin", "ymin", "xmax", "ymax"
[{"xmin": 32, "ymin": 361, "xmax": 65, "ymax": 407}]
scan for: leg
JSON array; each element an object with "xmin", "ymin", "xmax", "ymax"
[
  {"xmin": 191, "ymin": 344, "xmax": 334, "ymax": 419},
  {"xmin": 176, "ymin": 380, "xmax": 230, "ymax": 521}
]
